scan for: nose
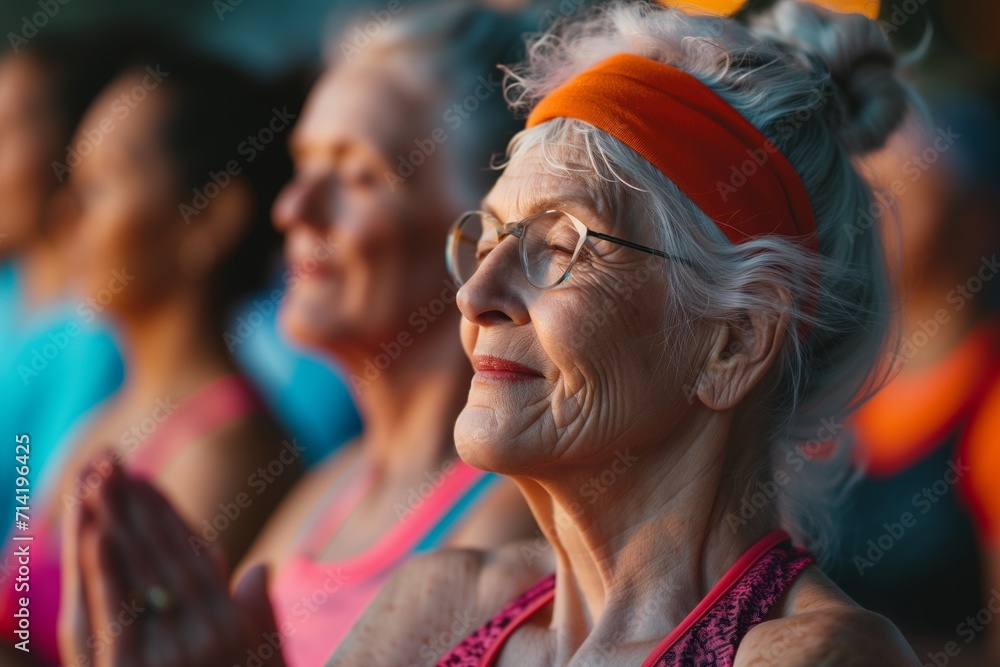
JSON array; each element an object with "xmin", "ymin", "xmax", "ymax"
[
  {"xmin": 272, "ymin": 171, "xmax": 335, "ymax": 233},
  {"xmin": 456, "ymin": 237, "xmax": 531, "ymax": 327}
]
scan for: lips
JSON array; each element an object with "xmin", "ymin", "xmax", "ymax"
[
  {"xmin": 472, "ymin": 355, "xmax": 545, "ymax": 382},
  {"xmin": 284, "ymin": 233, "xmax": 336, "ymax": 278}
]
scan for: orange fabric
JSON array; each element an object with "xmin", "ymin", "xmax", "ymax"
[
  {"xmin": 669, "ymin": 0, "xmax": 747, "ymax": 15},
  {"xmin": 961, "ymin": 375, "xmax": 1000, "ymax": 545},
  {"xmin": 526, "ymin": 54, "xmax": 819, "ymax": 254},
  {"xmin": 663, "ymin": 0, "xmax": 880, "ymax": 20},
  {"xmin": 852, "ymin": 322, "xmax": 1000, "ymax": 476}
]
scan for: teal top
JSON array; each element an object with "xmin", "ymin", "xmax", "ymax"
[{"xmin": 0, "ymin": 260, "xmax": 124, "ymax": 538}]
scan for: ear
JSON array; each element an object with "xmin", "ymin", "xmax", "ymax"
[
  {"xmin": 177, "ymin": 177, "xmax": 253, "ymax": 277},
  {"xmin": 695, "ymin": 284, "xmax": 791, "ymax": 411}
]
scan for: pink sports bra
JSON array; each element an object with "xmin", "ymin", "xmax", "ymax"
[
  {"xmin": 0, "ymin": 373, "xmax": 265, "ymax": 666},
  {"xmin": 271, "ymin": 456, "xmax": 498, "ymax": 666},
  {"xmin": 438, "ymin": 530, "xmax": 814, "ymax": 667}
]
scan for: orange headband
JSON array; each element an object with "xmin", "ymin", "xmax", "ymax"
[
  {"xmin": 669, "ymin": 0, "xmax": 879, "ymax": 20},
  {"xmin": 525, "ymin": 53, "xmax": 820, "ymax": 254}
]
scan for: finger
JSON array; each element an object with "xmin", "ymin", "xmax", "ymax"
[
  {"xmin": 206, "ymin": 542, "xmax": 229, "ymax": 583},
  {"xmin": 124, "ymin": 478, "xmax": 237, "ymax": 660},
  {"xmin": 234, "ymin": 565, "xmax": 287, "ymax": 667},
  {"xmin": 88, "ymin": 461, "xmax": 164, "ymax": 605},
  {"xmin": 78, "ymin": 508, "xmax": 141, "ymax": 667},
  {"xmin": 60, "ymin": 475, "xmax": 93, "ymax": 665},
  {"xmin": 85, "ymin": 472, "xmax": 197, "ymax": 664},
  {"xmin": 129, "ymin": 479, "xmax": 227, "ymax": 596}
]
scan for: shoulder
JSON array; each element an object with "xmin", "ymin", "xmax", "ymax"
[
  {"xmin": 378, "ymin": 540, "xmax": 551, "ymax": 623},
  {"xmin": 736, "ymin": 608, "xmax": 917, "ymax": 666},
  {"xmin": 330, "ymin": 542, "xmax": 551, "ymax": 666},
  {"xmin": 734, "ymin": 567, "xmax": 918, "ymax": 667},
  {"xmin": 165, "ymin": 406, "xmax": 300, "ymax": 481}
]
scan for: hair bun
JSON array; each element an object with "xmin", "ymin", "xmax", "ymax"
[{"xmin": 750, "ymin": 0, "xmax": 910, "ymax": 154}]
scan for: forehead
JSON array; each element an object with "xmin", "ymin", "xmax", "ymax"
[
  {"xmin": 0, "ymin": 57, "xmax": 49, "ymax": 115},
  {"xmin": 73, "ymin": 72, "xmax": 170, "ymax": 170},
  {"xmin": 483, "ymin": 144, "xmax": 612, "ymax": 223},
  {"xmin": 291, "ymin": 60, "xmax": 431, "ymax": 158},
  {"xmin": 88, "ymin": 71, "xmax": 167, "ymax": 129}
]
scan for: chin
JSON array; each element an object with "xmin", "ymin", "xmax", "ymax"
[
  {"xmin": 279, "ymin": 303, "xmax": 337, "ymax": 348},
  {"xmin": 454, "ymin": 406, "xmax": 539, "ymax": 476}
]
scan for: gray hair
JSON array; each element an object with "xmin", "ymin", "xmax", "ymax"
[
  {"xmin": 502, "ymin": 0, "xmax": 915, "ymax": 556},
  {"xmin": 325, "ymin": 1, "xmax": 539, "ymax": 209}
]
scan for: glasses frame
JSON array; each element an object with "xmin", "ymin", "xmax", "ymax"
[{"xmin": 447, "ymin": 209, "xmax": 682, "ymax": 289}]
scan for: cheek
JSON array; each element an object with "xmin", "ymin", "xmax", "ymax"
[
  {"xmin": 81, "ymin": 187, "xmax": 177, "ymax": 306},
  {"xmin": 546, "ymin": 281, "xmax": 673, "ymax": 411},
  {"xmin": 460, "ymin": 319, "xmax": 477, "ymax": 361},
  {"xmin": 0, "ymin": 136, "xmax": 51, "ymax": 233}
]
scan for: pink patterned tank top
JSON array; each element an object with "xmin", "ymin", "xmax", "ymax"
[{"xmin": 437, "ymin": 530, "xmax": 814, "ymax": 667}]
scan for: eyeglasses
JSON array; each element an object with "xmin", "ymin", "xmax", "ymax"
[{"xmin": 446, "ymin": 209, "xmax": 681, "ymax": 289}]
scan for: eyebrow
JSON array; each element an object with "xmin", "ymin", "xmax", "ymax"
[{"xmin": 481, "ymin": 193, "xmax": 599, "ymax": 223}]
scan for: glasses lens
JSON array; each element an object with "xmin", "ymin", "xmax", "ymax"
[
  {"xmin": 521, "ymin": 211, "xmax": 583, "ymax": 288},
  {"xmin": 448, "ymin": 212, "xmax": 498, "ymax": 285}
]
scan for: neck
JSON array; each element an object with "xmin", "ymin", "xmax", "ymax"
[
  {"xmin": 338, "ymin": 312, "xmax": 473, "ymax": 480},
  {"xmin": 116, "ymin": 292, "xmax": 234, "ymax": 404},
  {"xmin": 18, "ymin": 237, "xmax": 67, "ymax": 309},
  {"xmin": 516, "ymin": 408, "xmax": 777, "ymax": 652}
]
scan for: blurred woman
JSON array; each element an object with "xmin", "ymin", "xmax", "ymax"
[
  {"xmin": 826, "ymin": 90, "xmax": 1000, "ymax": 662},
  {"xmin": 0, "ymin": 35, "xmax": 140, "ymax": 667},
  {"xmin": 64, "ymin": 5, "xmax": 539, "ymax": 666},
  {"xmin": 0, "ymin": 34, "xmax": 128, "ymax": 545},
  {"xmin": 0, "ymin": 42, "xmax": 305, "ymax": 666}
]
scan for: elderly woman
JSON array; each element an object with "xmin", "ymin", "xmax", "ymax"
[{"xmin": 322, "ymin": 1, "xmax": 921, "ymax": 665}]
